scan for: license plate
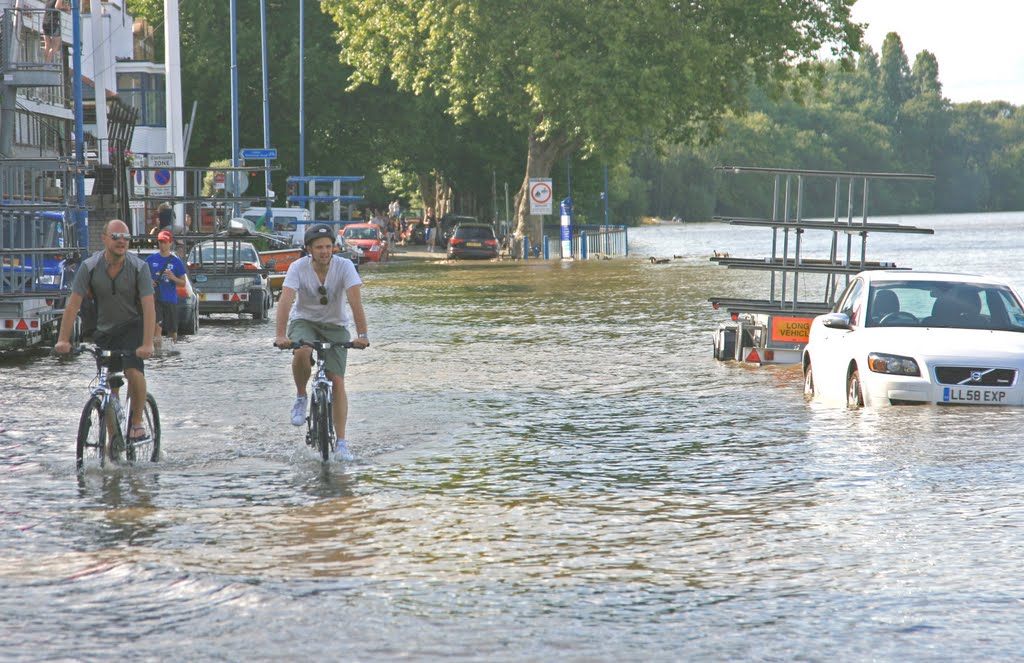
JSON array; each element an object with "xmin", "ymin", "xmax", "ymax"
[
  {"xmin": 943, "ymin": 387, "xmax": 1008, "ymax": 403},
  {"xmin": 466, "ymin": 241, "xmax": 481, "ymax": 247},
  {"xmin": 199, "ymin": 293, "xmax": 207, "ymax": 301}
]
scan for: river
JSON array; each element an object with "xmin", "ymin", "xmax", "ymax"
[{"xmin": 2, "ymin": 213, "xmax": 1023, "ymax": 661}]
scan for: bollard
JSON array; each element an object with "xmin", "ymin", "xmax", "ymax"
[
  {"xmin": 559, "ymin": 197, "xmax": 573, "ymax": 260},
  {"xmin": 580, "ymin": 230, "xmax": 588, "ymax": 260},
  {"xmin": 543, "ymin": 235, "xmax": 550, "ymax": 260},
  {"xmin": 523, "ymin": 236, "xmax": 530, "ymax": 260}
]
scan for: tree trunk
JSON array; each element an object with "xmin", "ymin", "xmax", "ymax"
[{"xmin": 512, "ymin": 131, "xmax": 573, "ymax": 255}]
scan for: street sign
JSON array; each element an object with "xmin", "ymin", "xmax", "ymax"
[
  {"xmin": 225, "ymin": 171, "xmax": 249, "ymax": 196},
  {"xmin": 240, "ymin": 148, "xmax": 278, "ymax": 160},
  {"xmin": 132, "ymin": 168, "xmax": 145, "ymax": 196},
  {"xmin": 529, "ymin": 178, "xmax": 553, "ymax": 215},
  {"xmin": 147, "ymin": 153, "xmax": 175, "ymax": 197},
  {"xmin": 213, "ymin": 172, "xmax": 226, "ymax": 190}
]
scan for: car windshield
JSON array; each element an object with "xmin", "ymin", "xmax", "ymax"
[
  {"xmin": 344, "ymin": 227, "xmax": 380, "ymax": 240},
  {"xmin": 866, "ymin": 281, "xmax": 1024, "ymax": 331},
  {"xmin": 454, "ymin": 226, "xmax": 495, "ymax": 240}
]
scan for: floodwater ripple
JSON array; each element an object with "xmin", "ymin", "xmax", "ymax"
[{"xmin": 2, "ymin": 217, "xmax": 1024, "ymax": 660}]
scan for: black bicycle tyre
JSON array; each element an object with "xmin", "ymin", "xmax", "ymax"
[
  {"xmin": 124, "ymin": 393, "xmax": 162, "ymax": 463},
  {"xmin": 311, "ymin": 384, "xmax": 332, "ymax": 462},
  {"xmin": 76, "ymin": 396, "xmax": 106, "ymax": 471}
]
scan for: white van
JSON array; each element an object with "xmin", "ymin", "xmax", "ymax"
[{"xmin": 241, "ymin": 206, "xmax": 312, "ymax": 233}]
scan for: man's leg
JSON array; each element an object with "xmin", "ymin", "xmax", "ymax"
[
  {"xmin": 291, "ymin": 347, "xmax": 312, "ymax": 395},
  {"xmin": 329, "ymin": 373, "xmax": 348, "ymax": 439},
  {"xmin": 125, "ymin": 367, "xmax": 148, "ymax": 433}
]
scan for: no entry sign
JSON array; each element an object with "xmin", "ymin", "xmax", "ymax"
[{"xmin": 529, "ymin": 178, "xmax": 553, "ymax": 215}]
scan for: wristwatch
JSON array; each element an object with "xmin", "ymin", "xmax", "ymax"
[{"xmin": 358, "ymin": 333, "xmax": 369, "ymax": 340}]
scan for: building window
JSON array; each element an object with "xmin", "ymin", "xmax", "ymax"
[{"xmin": 117, "ymin": 72, "xmax": 165, "ymax": 127}]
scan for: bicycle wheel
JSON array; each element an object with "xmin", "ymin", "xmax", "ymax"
[
  {"xmin": 310, "ymin": 384, "xmax": 333, "ymax": 462},
  {"xmin": 76, "ymin": 396, "xmax": 107, "ymax": 471},
  {"xmin": 125, "ymin": 393, "xmax": 161, "ymax": 463}
]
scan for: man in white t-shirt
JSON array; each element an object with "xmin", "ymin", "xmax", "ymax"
[{"xmin": 274, "ymin": 224, "xmax": 369, "ymax": 461}]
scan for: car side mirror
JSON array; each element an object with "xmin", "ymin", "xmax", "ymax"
[{"xmin": 821, "ymin": 312, "xmax": 852, "ymax": 330}]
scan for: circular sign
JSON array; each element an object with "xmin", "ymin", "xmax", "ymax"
[
  {"xmin": 154, "ymin": 169, "xmax": 172, "ymax": 186},
  {"xmin": 530, "ymin": 181, "xmax": 552, "ymax": 205}
]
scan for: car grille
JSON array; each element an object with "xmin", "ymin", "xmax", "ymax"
[{"xmin": 934, "ymin": 366, "xmax": 1018, "ymax": 387}]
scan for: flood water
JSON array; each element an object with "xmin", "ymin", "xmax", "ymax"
[{"xmin": 3, "ymin": 213, "xmax": 1024, "ymax": 661}]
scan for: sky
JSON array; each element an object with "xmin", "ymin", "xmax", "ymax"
[{"xmin": 850, "ymin": 0, "xmax": 1024, "ymax": 105}]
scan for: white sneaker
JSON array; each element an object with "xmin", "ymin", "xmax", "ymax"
[
  {"xmin": 334, "ymin": 438, "xmax": 355, "ymax": 462},
  {"xmin": 290, "ymin": 396, "xmax": 307, "ymax": 426}
]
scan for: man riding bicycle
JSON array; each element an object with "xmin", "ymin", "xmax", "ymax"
[
  {"xmin": 55, "ymin": 219, "xmax": 156, "ymax": 445},
  {"xmin": 274, "ymin": 224, "xmax": 369, "ymax": 461}
]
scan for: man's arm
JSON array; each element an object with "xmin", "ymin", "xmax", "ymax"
[
  {"xmin": 137, "ymin": 294, "xmax": 156, "ymax": 358},
  {"xmin": 275, "ymin": 287, "xmax": 296, "ymax": 346},
  {"xmin": 346, "ymin": 284, "xmax": 369, "ymax": 349},
  {"xmin": 53, "ymin": 292, "xmax": 83, "ymax": 353}
]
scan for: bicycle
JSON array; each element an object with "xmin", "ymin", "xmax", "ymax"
[
  {"xmin": 73, "ymin": 345, "xmax": 161, "ymax": 471},
  {"xmin": 276, "ymin": 340, "xmax": 360, "ymax": 462}
]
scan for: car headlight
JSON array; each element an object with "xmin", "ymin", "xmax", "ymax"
[
  {"xmin": 867, "ymin": 352, "xmax": 921, "ymax": 376},
  {"xmin": 35, "ymin": 275, "xmax": 60, "ymax": 285}
]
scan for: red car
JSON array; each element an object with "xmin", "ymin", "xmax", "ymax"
[{"xmin": 341, "ymin": 223, "xmax": 389, "ymax": 263}]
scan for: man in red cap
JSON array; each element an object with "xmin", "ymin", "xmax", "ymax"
[{"xmin": 146, "ymin": 230, "xmax": 187, "ymax": 347}]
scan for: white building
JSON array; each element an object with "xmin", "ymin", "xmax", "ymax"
[{"xmin": 0, "ymin": 0, "xmax": 177, "ymax": 169}]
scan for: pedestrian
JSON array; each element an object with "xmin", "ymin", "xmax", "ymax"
[
  {"xmin": 424, "ymin": 208, "xmax": 436, "ymax": 251},
  {"xmin": 145, "ymin": 230, "xmax": 187, "ymax": 348},
  {"xmin": 42, "ymin": 0, "xmax": 67, "ymax": 63},
  {"xmin": 157, "ymin": 202, "xmax": 174, "ymax": 233},
  {"xmin": 55, "ymin": 219, "xmax": 156, "ymax": 447},
  {"xmin": 274, "ymin": 223, "xmax": 369, "ymax": 461}
]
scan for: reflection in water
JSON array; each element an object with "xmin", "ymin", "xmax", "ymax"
[{"xmin": 2, "ymin": 220, "xmax": 1024, "ymax": 658}]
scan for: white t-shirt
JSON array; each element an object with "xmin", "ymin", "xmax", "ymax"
[{"xmin": 282, "ymin": 255, "xmax": 363, "ymax": 326}]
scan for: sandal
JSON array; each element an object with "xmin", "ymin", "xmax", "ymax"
[{"xmin": 128, "ymin": 424, "xmax": 149, "ymax": 443}]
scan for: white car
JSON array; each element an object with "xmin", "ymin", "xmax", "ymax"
[{"xmin": 802, "ymin": 271, "xmax": 1024, "ymax": 407}]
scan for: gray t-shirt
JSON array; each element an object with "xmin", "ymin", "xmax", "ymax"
[{"xmin": 72, "ymin": 250, "xmax": 154, "ymax": 332}]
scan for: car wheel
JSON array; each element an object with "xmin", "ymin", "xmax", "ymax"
[
  {"xmin": 180, "ymin": 303, "xmax": 199, "ymax": 335},
  {"xmin": 847, "ymin": 367, "xmax": 865, "ymax": 408},
  {"xmin": 803, "ymin": 363, "xmax": 815, "ymax": 398},
  {"xmin": 251, "ymin": 290, "xmax": 268, "ymax": 321}
]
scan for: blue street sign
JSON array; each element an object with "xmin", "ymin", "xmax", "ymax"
[{"xmin": 239, "ymin": 148, "xmax": 278, "ymax": 160}]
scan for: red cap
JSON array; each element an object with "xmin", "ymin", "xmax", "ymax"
[{"xmin": 157, "ymin": 230, "xmax": 173, "ymax": 243}]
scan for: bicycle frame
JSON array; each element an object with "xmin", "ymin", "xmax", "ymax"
[
  {"xmin": 74, "ymin": 345, "xmax": 161, "ymax": 470},
  {"xmin": 278, "ymin": 340, "xmax": 354, "ymax": 461}
]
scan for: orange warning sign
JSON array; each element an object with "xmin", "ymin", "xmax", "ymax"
[
  {"xmin": 746, "ymin": 348, "xmax": 762, "ymax": 363},
  {"xmin": 771, "ymin": 316, "xmax": 812, "ymax": 343}
]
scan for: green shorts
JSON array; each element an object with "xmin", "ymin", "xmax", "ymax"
[{"xmin": 286, "ymin": 319, "xmax": 351, "ymax": 376}]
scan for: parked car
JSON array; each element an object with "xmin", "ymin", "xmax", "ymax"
[
  {"xmin": 802, "ymin": 270, "xmax": 1024, "ymax": 407},
  {"xmin": 134, "ymin": 248, "xmax": 200, "ymax": 335},
  {"xmin": 438, "ymin": 214, "xmax": 477, "ymax": 247},
  {"xmin": 446, "ymin": 223, "xmax": 499, "ymax": 260},
  {"xmin": 186, "ymin": 240, "xmax": 273, "ymax": 320},
  {"xmin": 341, "ymin": 223, "xmax": 389, "ymax": 262}
]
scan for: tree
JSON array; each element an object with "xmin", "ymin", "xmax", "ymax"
[
  {"xmin": 879, "ymin": 32, "xmax": 912, "ymax": 124},
  {"xmin": 322, "ymin": 0, "xmax": 863, "ymax": 246}
]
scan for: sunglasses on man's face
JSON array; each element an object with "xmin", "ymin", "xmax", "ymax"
[
  {"xmin": 318, "ymin": 285, "xmax": 328, "ymax": 305},
  {"xmin": 108, "ymin": 232, "xmax": 130, "ymax": 241}
]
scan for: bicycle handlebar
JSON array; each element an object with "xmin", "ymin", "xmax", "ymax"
[
  {"xmin": 273, "ymin": 340, "xmax": 364, "ymax": 350},
  {"xmin": 70, "ymin": 344, "xmax": 137, "ymax": 359}
]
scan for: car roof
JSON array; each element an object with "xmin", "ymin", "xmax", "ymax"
[
  {"xmin": 859, "ymin": 270, "xmax": 1013, "ymax": 287},
  {"xmin": 344, "ymin": 223, "xmax": 377, "ymax": 228},
  {"xmin": 453, "ymin": 223, "xmax": 492, "ymax": 229}
]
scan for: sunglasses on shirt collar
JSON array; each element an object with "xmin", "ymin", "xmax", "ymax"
[{"xmin": 318, "ymin": 285, "xmax": 328, "ymax": 305}]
